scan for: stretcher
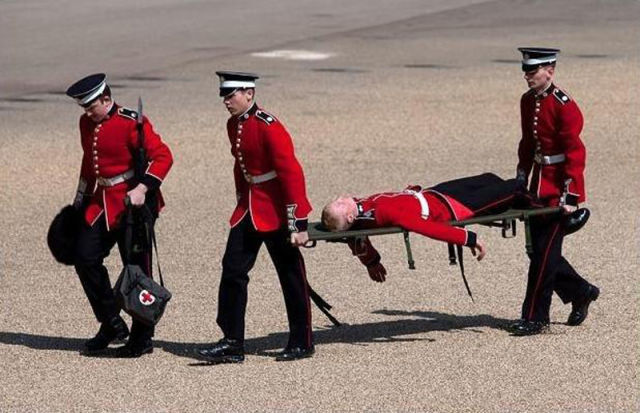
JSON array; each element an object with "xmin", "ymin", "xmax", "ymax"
[{"xmin": 306, "ymin": 207, "xmax": 563, "ymax": 271}]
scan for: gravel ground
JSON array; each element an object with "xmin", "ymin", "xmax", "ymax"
[{"xmin": 1, "ymin": 0, "xmax": 638, "ymax": 412}]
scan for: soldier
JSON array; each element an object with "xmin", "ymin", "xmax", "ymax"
[
  {"xmin": 66, "ymin": 73, "xmax": 173, "ymax": 356},
  {"xmin": 198, "ymin": 71, "xmax": 315, "ymax": 363},
  {"xmin": 321, "ymin": 173, "xmax": 524, "ymax": 281},
  {"xmin": 509, "ymin": 48, "xmax": 599, "ymax": 336}
]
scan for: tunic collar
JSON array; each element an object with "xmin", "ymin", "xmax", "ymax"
[
  {"xmin": 238, "ymin": 102, "xmax": 258, "ymax": 121},
  {"xmin": 535, "ymin": 83, "xmax": 555, "ymax": 99},
  {"xmin": 107, "ymin": 102, "xmax": 118, "ymax": 117},
  {"xmin": 355, "ymin": 201, "xmax": 375, "ymax": 220}
]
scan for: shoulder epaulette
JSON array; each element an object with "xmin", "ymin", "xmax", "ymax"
[
  {"xmin": 553, "ymin": 88, "xmax": 571, "ymax": 105},
  {"xmin": 256, "ymin": 110, "xmax": 276, "ymax": 125},
  {"xmin": 118, "ymin": 107, "xmax": 139, "ymax": 120}
]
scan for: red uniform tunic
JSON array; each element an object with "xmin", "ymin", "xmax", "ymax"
[
  {"xmin": 353, "ymin": 188, "xmax": 477, "ymax": 247},
  {"xmin": 228, "ymin": 103, "xmax": 311, "ymax": 232},
  {"xmin": 75, "ymin": 104, "xmax": 173, "ymax": 230},
  {"xmin": 517, "ymin": 84, "xmax": 586, "ymax": 206}
]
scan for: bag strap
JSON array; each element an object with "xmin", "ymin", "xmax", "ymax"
[
  {"xmin": 124, "ymin": 202, "xmax": 135, "ymax": 264},
  {"xmin": 149, "ymin": 224, "xmax": 165, "ymax": 287},
  {"xmin": 124, "ymin": 201, "xmax": 165, "ymax": 287},
  {"xmin": 142, "ymin": 205, "xmax": 165, "ymax": 287}
]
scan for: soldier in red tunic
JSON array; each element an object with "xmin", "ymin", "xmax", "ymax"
[
  {"xmin": 509, "ymin": 48, "xmax": 599, "ymax": 336},
  {"xmin": 66, "ymin": 73, "xmax": 173, "ymax": 356},
  {"xmin": 198, "ymin": 72, "xmax": 314, "ymax": 363},
  {"xmin": 322, "ymin": 173, "xmax": 524, "ymax": 282}
]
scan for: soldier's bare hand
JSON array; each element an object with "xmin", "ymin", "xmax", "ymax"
[
  {"xmin": 470, "ymin": 240, "xmax": 486, "ymax": 261},
  {"xmin": 290, "ymin": 231, "xmax": 309, "ymax": 247},
  {"xmin": 126, "ymin": 184, "xmax": 148, "ymax": 206}
]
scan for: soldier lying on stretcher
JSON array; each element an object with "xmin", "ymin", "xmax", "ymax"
[{"xmin": 321, "ymin": 173, "xmax": 526, "ymax": 282}]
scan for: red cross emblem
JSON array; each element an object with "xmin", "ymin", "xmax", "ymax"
[{"xmin": 139, "ymin": 290, "xmax": 156, "ymax": 306}]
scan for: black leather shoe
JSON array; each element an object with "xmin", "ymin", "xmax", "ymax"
[
  {"xmin": 275, "ymin": 345, "xmax": 315, "ymax": 361},
  {"xmin": 84, "ymin": 316, "xmax": 129, "ymax": 353},
  {"xmin": 567, "ymin": 285, "xmax": 600, "ymax": 326},
  {"xmin": 508, "ymin": 319, "xmax": 550, "ymax": 336},
  {"xmin": 563, "ymin": 208, "xmax": 590, "ymax": 236},
  {"xmin": 198, "ymin": 338, "xmax": 245, "ymax": 363},
  {"xmin": 115, "ymin": 339, "xmax": 153, "ymax": 358}
]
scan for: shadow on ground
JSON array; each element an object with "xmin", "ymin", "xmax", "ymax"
[{"xmin": 0, "ymin": 310, "xmax": 511, "ymax": 362}]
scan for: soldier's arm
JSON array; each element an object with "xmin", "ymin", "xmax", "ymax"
[
  {"xmin": 556, "ymin": 96, "xmax": 586, "ymax": 206},
  {"xmin": 135, "ymin": 117, "xmax": 174, "ymax": 191},
  {"xmin": 233, "ymin": 160, "xmax": 248, "ymax": 202},
  {"xmin": 516, "ymin": 95, "xmax": 535, "ymax": 183},
  {"xmin": 382, "ymin": 205, "xmax": 478, "ymax": 248},
  {"xmin": 73, "ymin": 118, "xmax": 96, "ymax": 209},
  {"xmin": 347, "ymin": 237, "xmax": 387, "ymax": 282},
  {"xmin": 263, "ymin": 119, "xmax": 312, "ymax": 234}
]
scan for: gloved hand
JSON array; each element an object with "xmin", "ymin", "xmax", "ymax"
[
  {"xmin": 366, "ymin": 262, "xmax": 387, "ymax": 282},
  {"xmin": 72, "ymin": 192, "xmax": 84, "ymax": 210},
  {"xmin": 515, "ymin": 169, "xmax": 528, "ymax": 188}
]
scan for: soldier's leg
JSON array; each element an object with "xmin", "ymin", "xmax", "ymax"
[
  {"xmin": 520, "ymin": 216, "xmax": 564, "ymax": 322},
  {"xmin": 264, "ymin": 230, "xmax": 313, "ymax": 349},
  {"xmin": 216, "ymin": 216, "xmax": 262, "ymax": 341},
  {"xmin": 466, "ymin": 178, "xmax": 527, "ymax": 215},
  {"xmin": 431, "ymin": 173, "xmax": 504, "ymax": 195},
  {"xmin": 74, "ymin": 216, "xmax": 119, "ymax": 322},
  {"xmin": 553, "ymin": 256, "xmax": 591, "ymax": 304},
  {"xmin": 432, "ymin": 173, "xmax": 524, "ymax": 215}
]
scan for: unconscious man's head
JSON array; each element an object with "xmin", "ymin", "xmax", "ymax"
[{"xmin": 321, "ymin": 196, "xmax": 357, "ymax": 232}]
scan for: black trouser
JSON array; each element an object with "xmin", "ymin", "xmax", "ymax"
[
  {"xmin": 430, "ymin": 172, "xmax": 524, "ymax": 216},
  {"xmin": 521, "ymin": 214, "xmax": 591, "ymax": 322},
  {"xmin": 74, "ymin": 215, "xmax": 154, "ymax": 341},
  {"xmin": 217, "ymin": 215, "xmax": 312, "ymax": 348}
]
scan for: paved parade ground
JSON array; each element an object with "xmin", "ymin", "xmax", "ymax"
[{"xmin": 1, "ymin": 0, "xmax": 638, "ymax": 411}]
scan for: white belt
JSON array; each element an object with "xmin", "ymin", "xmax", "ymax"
[
  {"xmin": 244, "ymin": 170, "xmax": 277, "ymax": 184},
  {"xmin": 534, "ymin": 153, "xmax": 565, "ymax": 165},
  {"xmin": 96, "ymin": 169, "xmax": 134, "ymax": 187},
  {"xmin": 404, "ymin": 189, "xmax": 429, "ymax": 219}
]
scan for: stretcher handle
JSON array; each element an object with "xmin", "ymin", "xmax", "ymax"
[{"xmin": 303, "ymin": 240, "xmax": 317, "ymax": 248}]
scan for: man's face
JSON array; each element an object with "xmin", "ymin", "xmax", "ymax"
[
  {"xmin": 223, "ymin": 89, "xmax": 254, "ymax": 116},
  {"xmin": 523, "ymin": 65, "xmax": 554, "ymax": 92},
  {"xmin": 83, "ymin": 96, "xmax": 112, "ymax": 123},
  {"xmin": 322, "ymin": 197, "xmax": 355, "ymax": 232}
]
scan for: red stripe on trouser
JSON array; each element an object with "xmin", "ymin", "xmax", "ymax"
[
  {"xmin": 472, "ymin": 194, "xmax": 514, "ymax": 214},
  {"xmin": 527, "ymin": 222, "xmax": 561, "ymax": 320},
  {"xmin": 297, "ymin": 255, "xmax": 312, "ymax": 347}
]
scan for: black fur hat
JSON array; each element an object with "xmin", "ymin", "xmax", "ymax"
[{"xmin": 47, "ymin": 205, "xmax": 82, "ymax": 265}]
